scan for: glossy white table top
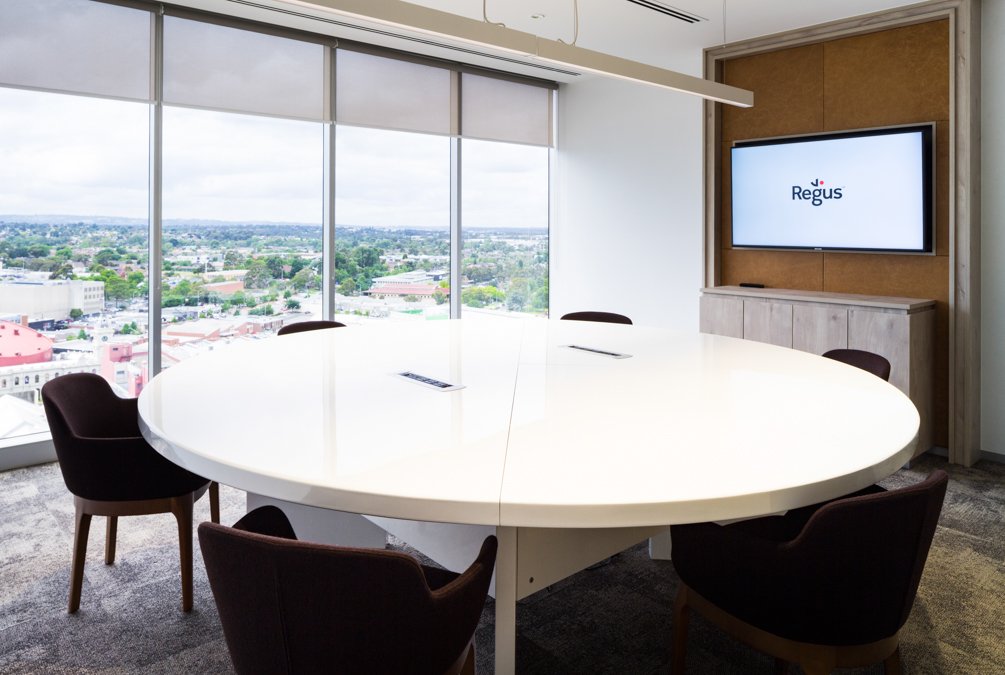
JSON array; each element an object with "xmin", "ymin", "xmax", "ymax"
[{"xmin": 138, "ymin": 319, "xmax": 920, "ymax": 528}]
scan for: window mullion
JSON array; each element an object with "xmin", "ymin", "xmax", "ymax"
[
  {"xmin": 450, "ymin": 137, "xmax": 462, "ymax": 319},
  {"xmin": 323, "ymin": 122, "xmax": 337, "ymax": 321},
  {"xmin": 148, "ymin": 8, "xmax": 164, "ymax": 377}
]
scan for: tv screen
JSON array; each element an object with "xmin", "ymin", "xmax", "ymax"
[{"xmin": 731, "ymin": 124, "xmax": 934, "ymax": 253}]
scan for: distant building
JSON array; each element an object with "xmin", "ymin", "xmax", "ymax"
[
  {"xmin": 0, "ymin": 276, "xmax": 104, "ymax": 323},
  {"xmin": 204, "ymin": 280, "xmax": 245, "ymax": 295},
  {"xmin": 0, "ymin": 320, "xmax": 53, "ymax": 367},
  {"xmin": 163, "ymin": 316, "xmax": 282, "ymax": 342},
  {"xmin": 209, "ymin": 269, "xmax": 249, "ymax": 281},
  {"xmin": 100, "ymin": 342, "xmax": 146, "ymax": 397},
  {"xmin": 370, "ymin": 269, "xmax": 449, "ymax": 286},
  {"xmin": 365, "ymin": 283, "xmax": 446, "ymax": 299},
  {"xmin": 0, "ymin": 344, "xmax": 140, "ymax": 411}
]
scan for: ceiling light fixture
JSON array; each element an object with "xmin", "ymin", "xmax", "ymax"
[{"xmin": 284, "ymin": 0, "xmax": 753, "ymax": 107}]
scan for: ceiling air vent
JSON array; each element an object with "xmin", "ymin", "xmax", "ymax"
[{"xmin": 625, "ymin": 1, "xmax": 707, "ymax": 24}]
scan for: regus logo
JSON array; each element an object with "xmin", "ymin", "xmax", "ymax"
[{"xmin": 791, "ymin": 178, "xmax": 843, "ymax": 206}]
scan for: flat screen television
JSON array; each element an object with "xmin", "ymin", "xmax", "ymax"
[{"xmin": 730, "ymin": 124, "xmax": 934, "ymax": 253}]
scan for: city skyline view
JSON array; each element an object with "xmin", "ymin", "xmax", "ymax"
[{"xmin": 0, "ymin": 0, "xmax": 552, "ymax": 444}]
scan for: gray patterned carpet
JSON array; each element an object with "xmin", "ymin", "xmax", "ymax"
[{"xmin": 1, "ymin": 454, "xmax": 1003, "ymax": 674}]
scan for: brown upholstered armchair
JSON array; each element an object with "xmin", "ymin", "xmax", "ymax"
[
  {"xmin": 277, "ymin": 319, "xmax": 346, "ymax": 335},
  {"xmin": 822, "ymin": 348, "xmax": 892, "ymax": 381},
  {"xmin": 199, "ymin": 506, "xmax": 497, "ymax": 675},
  {"xmin": 670, "ymin": 470, "xmax": 948, "ymax": 675},
  {"xmin": 41, "ymin": 372, "xmax": 218, "ymax": 613},
  {"xmin": 560, "ymin": 311, "xmax": 633, "ymax": 325}
]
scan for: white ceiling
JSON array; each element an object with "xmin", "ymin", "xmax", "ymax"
[
  {"xmin": 175, "ymin": 0, "xmax": 925, "ymax": 81},
  {"xmin": 404, "ymin": 0, "xmax": 922, "ymax": 68}
]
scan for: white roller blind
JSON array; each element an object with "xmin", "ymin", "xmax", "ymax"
[
  {"xmin": 163, "ymin": 16, "xmax": 325, "ymax": 120},
  {"xmin": 335, "ymin": 49, "xmax": 451, "ymax": 135},
  {"xmin": 461, "ymin": 74, "xmax": 552, "ymax": 146},
  {"xmin": 0, "ymin": 0, "xmax": 151, "ymax": 101}
]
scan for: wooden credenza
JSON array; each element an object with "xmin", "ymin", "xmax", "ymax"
[{"xmin": 700, "ymin": 286, "xmax": 935, "ymax": 456}]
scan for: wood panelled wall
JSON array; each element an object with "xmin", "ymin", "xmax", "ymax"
[{"xmin": 719, "ymin": 19, "xmax": 950, "ymax": 446}]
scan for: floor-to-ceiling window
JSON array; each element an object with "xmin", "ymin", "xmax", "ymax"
[
  {"xmin": 160, "ymin": 15, "xmax": 325, "ymax": 364},
  {"xmin": 460, "ymin": 74, "xmax": 552, "ymax": 318},
  {"xmin": 0, "ymin": 0, "xmax": 151, "ymax": 440},
  {"xmin": 335, "ymin": 126, "xmax": 451, "ymax": 321},
  {"xmin": 0, "ymin": 0, "xmax": 553, "ymax": 443},
  {"xmin": 334, "ymin": 49, "xmax": 453, "ymax": 321},
  {"xmin": 461, "ymin": 140, "xmax": 550, "ymax": 317}
]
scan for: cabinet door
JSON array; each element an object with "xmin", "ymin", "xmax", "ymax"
[
  {"xmin": 743, "ymin": 300, "xmax": 792, "ymax": 347},
  {"xmin": 848, "ymin": 309, "xmax": 909, "ymax": 391},
  {"xmin": 792, "ymin": 304, "xmax": 848, "ymax": 354},
  {"xmin": 699, "ymin": 295, "xmax": 743, "ymax": 338}
]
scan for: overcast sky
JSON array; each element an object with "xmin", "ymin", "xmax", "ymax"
[{"xmin": 0, "ymin": 86, "xmax": 549, "ymax": 230}]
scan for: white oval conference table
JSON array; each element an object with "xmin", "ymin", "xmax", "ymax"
[{"xmin": 138, "ymin": 318, "xmax": 919, "ymax": 674}]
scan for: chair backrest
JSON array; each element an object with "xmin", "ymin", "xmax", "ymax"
[
  {"xmin": 199, "ymin": 508, "xmax": 497, "ymax": 675},
  {"xmin": 822, "ymin": 348, "xmax": 891, "ymax": 381},
  {"xmin": 795, "ymin": 469, "xmax": 948, "ymax": 644},
  {"xmin": 560, "ymin": 311, "xmax": 633, "ymax": 325},
  {"xmin": 41, "ymin": 372, "xmax": 135, "ymax": 440},
  {"xmin": 41, "ymin": 373, "xmax": 207, "ymax": 501},
  {"xmin": 277, "ymin": 320, "xmax": 346, "ymax": 336}
]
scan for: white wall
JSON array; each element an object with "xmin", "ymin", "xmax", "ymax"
[
  {"xmin": 981, "ymin": 3, "xmax": 1005, "ymax": 458},
  {"xmin": 552, "ymin": 76, "xmax": 704, "ymax": 330}
]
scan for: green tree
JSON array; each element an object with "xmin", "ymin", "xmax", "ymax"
[
  {"xmin": 354, "ymin": 246, "xmax": 382, "ymax": 269},
  {"xmin": 461, "ymin": 286, "xmax": 504, "ymax": 308},
  {"xmin": 339, "ymin": 278, "xmax": 357, "ymax": 296},
  {"xmin": 506, "ymin": 278, "xmax": 529, "ymax": 312},
  {"xmin": 530, "ymin": 277, "xmax": 549, "ymax": 312},
  {"xmin": 292, "ymin": 267, "xmax": 319, "ymax": 291},
  {"xmin": 432, "ymin": 288, "xmax": 448, "ymax": 305},
  {"xmin": 93, "ymin": 248, "xmax": 119, "ymax": 266},
  {"xmin": 285, "ymin": 299, "xmax": 301, "ymax": 310},
  {"xmin": 49, "ymin": 263, "xmax": 74, "ymax": 280},
  {"xmin": 223, "ymin": 250, "xmax": 243, "ymax": 270},
  {"xmin": 103, "ymin": 274, "xmax": 132, "ymax": 302},
  {"xmin": 69, "ymin": 308, "xmax": 83, "ymax": 320},
  {"xmin": 264, "ymin": 255, "xmax": 286, "ymax": 279},
  {"xmin": 28, "ymin": 243, "xmax": 50, "ymax": 258},
  {"xmin": 243, "ymin": 261, "xmax": 274, "ymax": 289}
]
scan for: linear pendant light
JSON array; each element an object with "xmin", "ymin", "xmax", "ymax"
[{"xmin": 285, "ymin": 0, "xmax": 753, "ymax": 107}]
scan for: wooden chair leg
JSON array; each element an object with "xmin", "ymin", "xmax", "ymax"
[
  {"xmin": 884, "ymin": 646, "xmax": 902, "ymax": 675},
  {"xmin": 209, "ymin": 481, "xmax": 220, "ymax": 524},
  {"xmin": 671, "ymin": 585, "xmax": 691, "ymax": 675},
  {"xmin": 460, "ymin": 644, "xmax": 475, "ymax": 675},
  {"xmin": 171, "ymin": 494, "xmax": 195, "ymax": 612},
  {"xmin": 797, "ymin": 649, "xmax": 837, "ymax": 675},
  {"xmin": 104, "ymin": 516, "xmax": 118, "ymax": 565},
  {"xmin": 69, "ymin": 499, "xmax": 92, "ymax": 613}
]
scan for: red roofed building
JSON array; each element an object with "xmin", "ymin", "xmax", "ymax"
[
  {"xmin": 204, "ymin": 280, "xmax": 245, "ymax": 295},
  {"xmin": 0, "ymin": 320, "xmax": 53, "ymax": 367},
  {"xmin": 365, "ymin": 283, "xmax": 447, "ymax": 299}
]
